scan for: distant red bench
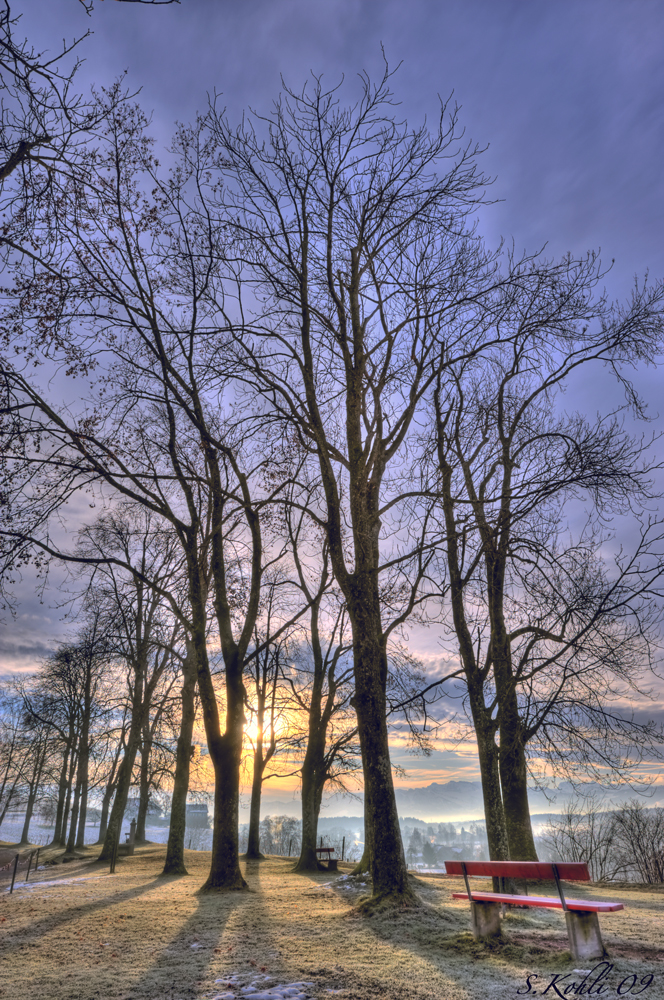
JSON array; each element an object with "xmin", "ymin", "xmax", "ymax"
[{"xmin": 444, "ymin": 860, "xmax": 624, "ymax": 961}]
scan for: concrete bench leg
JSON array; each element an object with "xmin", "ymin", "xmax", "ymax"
[
  {"xmin": 565, "ymin": 911, "xmax": 606, "ymax": 962},
  {"xmin": 327, "ymin": 859, "xmax": 338, "ymax": 871},
  {"xmin": 470, "ymin": 901, "xmax": 502, "ymax": 940}
]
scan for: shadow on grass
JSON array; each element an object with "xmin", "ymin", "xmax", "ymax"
[
  {"xmin": 323, "ymin": 872, "xmax": 582, "ymax": 971},
  {"xmin": 2, "ymin": 871, "xmax": 175, "ymax": 942},
  {"xmin": 119, "ymin": 889, "xmax": 241, "ymax": 998},
  {"xmin": 356, "ymin": 881, "xmax": 653, "ymax": 981},
  {"xmin": 122, "ymin": 857, "xmax": 284, "ymax": 998}
]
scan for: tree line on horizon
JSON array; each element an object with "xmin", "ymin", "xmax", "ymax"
[{"xmin": 1, "ymin": 4, "xmax": 664, "ymax": 908}]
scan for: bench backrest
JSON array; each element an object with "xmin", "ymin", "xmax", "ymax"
[{"xmin": 443, "ymin": 860, "xmax": 590, "ymax": 881}]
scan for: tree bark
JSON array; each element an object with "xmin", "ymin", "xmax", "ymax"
[
  {"xmin": 96, "ymin": 728, "xmax": 126, "ymax": 844},
  {"xmin": 497, "ymin": 705, "xmax": 538, "ymax": 861},
  {"xmin": 135, "ymin": 719, "xmax": 152, "ymax": 843},
  {"xmin": 97, "ymin": 728, "xmax": 142, "ymax": 862},
  {"xmin": 50, "ymin": 746, "xmax": 71, "ymax": 846},
  {"xmin": 60, "ymin": 747, "xmax": 78, "ymax": 848},
  {"xmin": 0, "ymin": 781, "xmax": 17, "ymax": 828},
  {"xmin": 244, "ymin": 740, "xmax": 266, "ymax": 860},
  {"xmin": 97, "ymin": 784, "xmax": 113, "ymax": 844},
  {"xmin": 20, "ymin": 751, "xmax": 45, "ymax": 845},
  {"xmin": 197, "ymin": 649, "xmax": 247, "ymax": 890},
  {"xmin": 188, "ymin": 546, "xmax": 247, "ymax": 892},
  {"xmin": 20, "ymin": 787, "xmax": 37, "ymax": 844},
  {"xmin": 162, "ymin": 649, "xmax": 197, "ymax": 876},
  {"xmin": 348, "ymin": 576, "xmax": 413, "ymax": 906},
  {"xmin": 74, "ymin": 647, "xmax": 94, "ymax": 849},
  {"xmin": 294, "ymin": 740, "xmax": 326, "ymax": 872},
  {"xmin": 97, "ymin": 667, "xmax": 148, "ymax": 862},
  {"xmin": 74, "ymin": 757, "xmax": 89, "ymax": 849},
  {"xmin": 438, "ymin": 450, "xmax": 512, "ymax": 864},
  {"xmin": 485, "ymin": 550, "xmax": 538, "ymax": 863},
  {"xmin": 66, "ymin": 769, "xmax": 82, "ymax": 853}
]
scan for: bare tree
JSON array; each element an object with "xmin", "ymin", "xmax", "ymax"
[
  {"xmin": 242, "ymin": 614, "xmax": 303, "ymax": 861},
  {"xmin": 76, "ymin": 509, "xmax": 184, "ymax": 862},
  {"xmin": 541, "ymin": 796, "xmax": 620, "ymax": 882},
  {"xmin": 20, "ymin": 643, "xmax": 98, "ymax": 848},
  {"xmin": 431, "ymin": 259, "xmax": 664, "ymax": 861},
  {"xmin": 0, "ymin": 85, "xmax": 312, "ymax": 891},
  {"xmin": 8, "ymin": 681, "xmax": 53, "ymax": 844},
  {"xmin": 200, "ymin": 65, "xmax": 499, "ymax": 907},
  {"xmin": 3, "ymin": 55, "xmax": 663, "ymax": 911},
  {"xmin": 94, "ymin": 696, "xmax": 129, "ymax": 843},
  {"xmin": 0, "ymin": 686, "xmax": 24, "ymax": 829},
  {"xmin": 612, "ymin": 801, "xmax": 664, "ymax": 883},
  {"xmin": 0, "ymin": 0, "xmax": 176, "ymax": 182},
  {"xmin": 133, "ymin": 657, "xmax": 180, "ymax": 843},
  {"xmin": 284, "ymin": 619, "xmax": 358, "ymax": 872},
  {"xmin": 542, "ymin": 797, "xmax": 664, "ymax": 884}
]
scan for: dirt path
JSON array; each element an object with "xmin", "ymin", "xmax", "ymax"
[{"xmin": 1, "ymin": 845, "xmax": 662, "ymax": 1000}]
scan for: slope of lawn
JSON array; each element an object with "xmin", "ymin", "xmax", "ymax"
[{"xmin": 1, "ymin": 844, "xmax": 662, "ymax": 1000}]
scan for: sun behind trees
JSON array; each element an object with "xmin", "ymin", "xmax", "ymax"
[{"xmin": 1, "ymin": 56, "xmax": 664, "ymax": 910}]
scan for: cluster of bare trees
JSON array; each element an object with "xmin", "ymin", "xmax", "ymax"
[
  {"xmin": 0, "ymin": 506, "xmax": 372, "ymax": 879},
  {"xmin": 1, "ymin": 5, "xmax": 664, "ymax": 908},
  {"xmin": 0, "ymin": 555, "xmax": 186, "ymax": 851},
  {"xmin": 543, "ymin": 798, "xmax": 664, "ymax": 884}
]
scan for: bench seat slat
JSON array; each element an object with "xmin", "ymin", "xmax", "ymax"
[
  {"xmin": 451, "ymin": 891, "xmax": 624, "ymax": 912},
  {"xmin": 444, "ymin": 860, "xmax": 590, "ymax": 881}
]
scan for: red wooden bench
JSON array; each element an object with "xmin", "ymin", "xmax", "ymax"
[{"xmin": 444, "ymin": 860, "xmax": 624, "ymax": 961}]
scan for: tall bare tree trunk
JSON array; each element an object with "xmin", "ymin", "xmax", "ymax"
[
  {"xmin": 198, "ymin": 648, "xmax": 246, "ymax": 890},
  {"xmin": 486, "ymin": 547, "xmax": 538, "ymax": 863},
  {"xmin": 135, "ymin": 719, "xmax": 152, "ymax": 843},
  {"xmin": 436, "ymin": 446, "xmax": 512, "ymax": 868},
  {"xmin": 74, "ymin": 714, "xmax": 90, "ymax": 850},
  {"xmin": 497, "ymin": 704, "xmax": 538, "ymax": 861},
  {"xmin": 162, "ymin": 649, "xmax": 197, "ymax": 876},
  {"xmin": 20, "ymin": 787, "xmax": 38, "ymax": 845},
  {"xmin": 96, "ymin": 727, "xmax": 126, "ymax": 844},
  {"xmin": 98, "ymin": 667, "xmax": 147, "ymax": 862},
  {"xmin": 295, "ymin": 741, "xmax": 325, "ymax": 872},
  {"xmin": 60, "ymin": 747, "xmax": 78, "ymax": 848},
  {"xmin": 0, "ymin": 781, "xmax": 17, "ymax": 828},
  {"xmin": 74, "ymin": 752, "xmax": 89, "ymax": 849},
  {"xmin": 244, "ymin": 740, "xmax": 266, "ymax": 860},
  {"xmin": 97, "ymin": 785, "xmax": 113, "ymax": 844},
  {"xmin": 20, "ymin": 751, "xmax": 45, "ymax": 845},
  {"xmin": 50, "ymin": 746, "xmax": 71, "ymax": 847},
  {"xmin": 188, "ymin": 554, "xmax": 247, "ymax": 891},
  {"xmin": 348, "ymin": 577, "xmax": 413, "ymax": 906},
  {"xmin": 66, "ymin": 772, "xmax": 82, "ymax": 852}
]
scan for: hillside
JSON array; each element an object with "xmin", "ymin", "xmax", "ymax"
[{"xmin": 1, "ymin": 844, "xmax": 662, "ymax": 1000}]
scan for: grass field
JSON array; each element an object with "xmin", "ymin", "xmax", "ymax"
[{"xmin": 1, "ymin": 843, "xmax": 663, "ymax": 1000}]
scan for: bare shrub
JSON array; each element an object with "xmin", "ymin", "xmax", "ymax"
[
  {"xmin": 540, "ymin": 796, "xmax": 621, "ymax": 881},
  {"xmin": 611, "ymin": 801, "xmax": 664, "ymax": 883},
  {"xmin": 542, "ymin": 796, "xmax": 664, "ymax": 883}
]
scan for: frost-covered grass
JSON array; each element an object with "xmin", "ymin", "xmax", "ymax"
[{"xmin": 0, "ymin": 845, "xmax": 662, "ymax": 1000}]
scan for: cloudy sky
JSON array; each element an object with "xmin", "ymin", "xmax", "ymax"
[{"xmin": 3, "ymin": 0, "xmax": 664, "ymax": 791}]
